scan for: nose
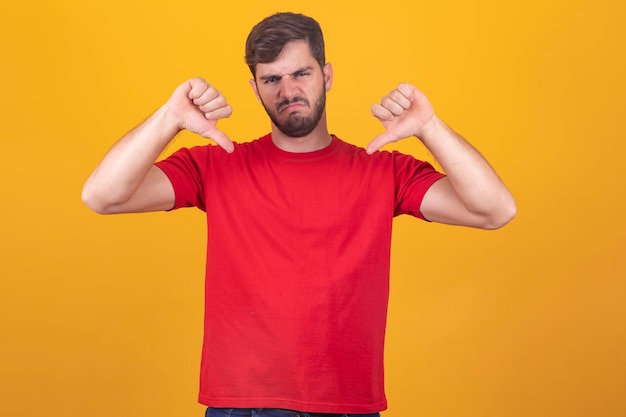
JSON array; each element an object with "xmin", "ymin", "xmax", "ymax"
[{"xmin": 280, "ymin": 76, "xmax": 299, "ymax": 98}]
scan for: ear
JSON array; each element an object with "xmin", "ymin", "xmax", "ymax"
[
  {"xmin": 249, "ymin": 78, "xmax": 262, "ymax": 102},
  {"xmin": 323, "ymin": 62, "xmax": 333, "ymax": 92}
]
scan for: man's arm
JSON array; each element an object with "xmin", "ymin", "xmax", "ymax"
[
  {"xmin": 82, "ymin": 78, "xmax": 233, "ymax": 214},
  {"xmin": 367, "ymin": 83, "xmax": 517, "ymax": 229}
]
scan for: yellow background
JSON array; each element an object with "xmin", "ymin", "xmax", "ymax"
[{"xmin": 1, "ymin": 0, "xmax": 624, "ymax": 416}]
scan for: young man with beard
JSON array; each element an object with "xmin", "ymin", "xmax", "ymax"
[{"xmin": 82, "ymin": 12, "xmax": 516, "ymax": 417}]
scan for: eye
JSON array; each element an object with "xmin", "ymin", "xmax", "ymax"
[
  {"xmin": 263, "ymin": 76, "xmax": 280, "ymax": 85},
  {"xmin": 296, "ymin": 71, "xmax": 310, "ymax": 78}
]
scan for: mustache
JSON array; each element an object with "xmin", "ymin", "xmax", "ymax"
[{"xmin": 277, "ymin": 97, "xmax": 309, "ymax": 112}]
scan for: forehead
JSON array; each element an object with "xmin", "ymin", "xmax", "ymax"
[{"xmin": 255, "ymin": 40, "xmax": 318, "ymax": 77}]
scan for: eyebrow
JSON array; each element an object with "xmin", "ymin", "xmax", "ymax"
[{"xmin": 258, "ymin": 66, "xmax": 314, "ymax": 82}]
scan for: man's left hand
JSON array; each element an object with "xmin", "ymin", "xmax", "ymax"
[{"xmin": 366, "ymin": 83, "xmax": 435, "ymax": 154}]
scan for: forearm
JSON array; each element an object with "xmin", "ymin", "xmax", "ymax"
[
  {"xmin": 419, "ymin": 115, "xmax": 517, "ymax": 225},
  {"xmin": 82, "ymin": 105, "xmax": 179, "ymax": 212}
]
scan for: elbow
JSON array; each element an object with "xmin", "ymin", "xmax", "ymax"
[
  {"xmin": 481, "ymin": 198, "xmax": 517, "ymax": 230},
  {"xmin": 81, "ymin": 184, "xmax": 117, "ymax": 214}
]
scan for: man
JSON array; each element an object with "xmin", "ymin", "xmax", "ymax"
[{"xmin": 82, "ymin": 12, "xmax": 516, "ymax": 417}]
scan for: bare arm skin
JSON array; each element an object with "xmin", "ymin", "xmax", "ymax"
[
  {"xmin": 82, "ymin": 78, "xmax": 233, "ymax": 214},
  {"xmin": 367, "ymin": 83, "xmax": 517, "ymax": 229}
]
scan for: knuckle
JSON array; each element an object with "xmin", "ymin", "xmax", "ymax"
[{"xmin": 390, "ymin": 89, "xmax": 405, "ymax": 101}]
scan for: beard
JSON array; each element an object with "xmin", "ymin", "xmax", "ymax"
[{"xmin": 261, "ymin": 87, "xmax": 326, "ymax": 138}]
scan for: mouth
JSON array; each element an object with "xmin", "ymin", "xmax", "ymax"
[{"xmin": 278, "ymin": 98, "xmax": 309, "ymax": 114}]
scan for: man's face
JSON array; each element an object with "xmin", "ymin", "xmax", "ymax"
[{"xmin": 251, "ymin": 40, "xmax": 332, "ymax": 138}]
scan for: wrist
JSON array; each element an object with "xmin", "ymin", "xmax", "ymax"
[
  {"xmin": 156, "ymin": 104, "xmax": 184, "ymax": 136},
  {"xmin": 416, "ymin": 114, "xmax": 445, "ymax": 142}
]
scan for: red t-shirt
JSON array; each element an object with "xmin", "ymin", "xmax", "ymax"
[{"xmin": 155, "ymin": 134, "xmax": 445, "ymax": 413}]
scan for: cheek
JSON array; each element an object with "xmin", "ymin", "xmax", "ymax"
[{"xmin": 257, "ymin": 89, "xmax": 277, "ymax": 106}]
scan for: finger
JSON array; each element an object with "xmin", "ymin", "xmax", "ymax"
[
  {"xmin": 187, "ymin": 78, "xmax": 210, "ymax": 100},
  {"xmin": 192, "ymin": 86, "xmax": 219, "ymax": 106},
  {"xmin": 388, "ymin": 88, "xmax": 412, "ymax": 110},
  {"xmin": 396, "ymin": 82, "xmax": 415, "ymax": 99},
  {"xmin": 204, "ymin": 104, "xmax": 233, "ymax": 121},
  {"xmin": 198, "ymin": 94, "xmax": 228, "ymax": 114},
  {"xmin": 381, "ymin": 96, "xmax": 406, "ymax": 116},
  {"xmin": 371, "ymin": 103, "xmax": 394, "ymax": 122},
  {"xmin": 398, "ymin": 83, "xmax": 433, "ymax": 115},
  {"xmin": 203, "ymin": 127, "xmax": 234, "ymax": 153},
  {"xmin": 366, "ymin": 131, "xmax": 396, "ymax": 155}
]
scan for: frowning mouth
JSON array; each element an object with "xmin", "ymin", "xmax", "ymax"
[{"xmin": 278, "ymin": 97, "xmax": 309, "ymax": 113}]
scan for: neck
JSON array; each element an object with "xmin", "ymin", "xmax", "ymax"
[{"xmin": 270, "ymin": 114, "xmax": 332, "ymax": 153}]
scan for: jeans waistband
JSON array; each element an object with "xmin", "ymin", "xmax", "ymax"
[{"xmin": 206, "ymin": 407, "xmax": 381, "ymax": 417}]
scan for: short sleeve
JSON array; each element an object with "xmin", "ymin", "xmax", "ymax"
[
  {"xmin": 392, "ymin": 151, "xmax": 446, "ymax": 219},
  {"xmin": 155, "ymin": 146, "xmax": 209, "ymax": 211}
]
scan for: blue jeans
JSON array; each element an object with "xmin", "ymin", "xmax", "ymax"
[{"xmin": 205, "ymin": 408, "xmax": 380, "ymax": 417}]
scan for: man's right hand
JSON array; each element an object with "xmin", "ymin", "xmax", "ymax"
[
  {"xmin": 83, "ymin": 78, "xmax": 235, "ymax": 214},
  {"xmin": 166, "ymin": 78, "xmax": 234, "ymax": 153}
]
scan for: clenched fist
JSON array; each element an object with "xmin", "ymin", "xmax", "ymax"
[{"xmin": 166, "ymin": 78, "xmax": 234, "ymax": 153}]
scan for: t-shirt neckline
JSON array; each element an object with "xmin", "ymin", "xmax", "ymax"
[{"xmin": 262, "ymin": 133, "xmax": 339, "ymax": 161}]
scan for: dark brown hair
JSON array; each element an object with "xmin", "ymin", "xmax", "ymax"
[{"xmin": 245, "ymin": 12, "xmax": 326, "ymax": 78}]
